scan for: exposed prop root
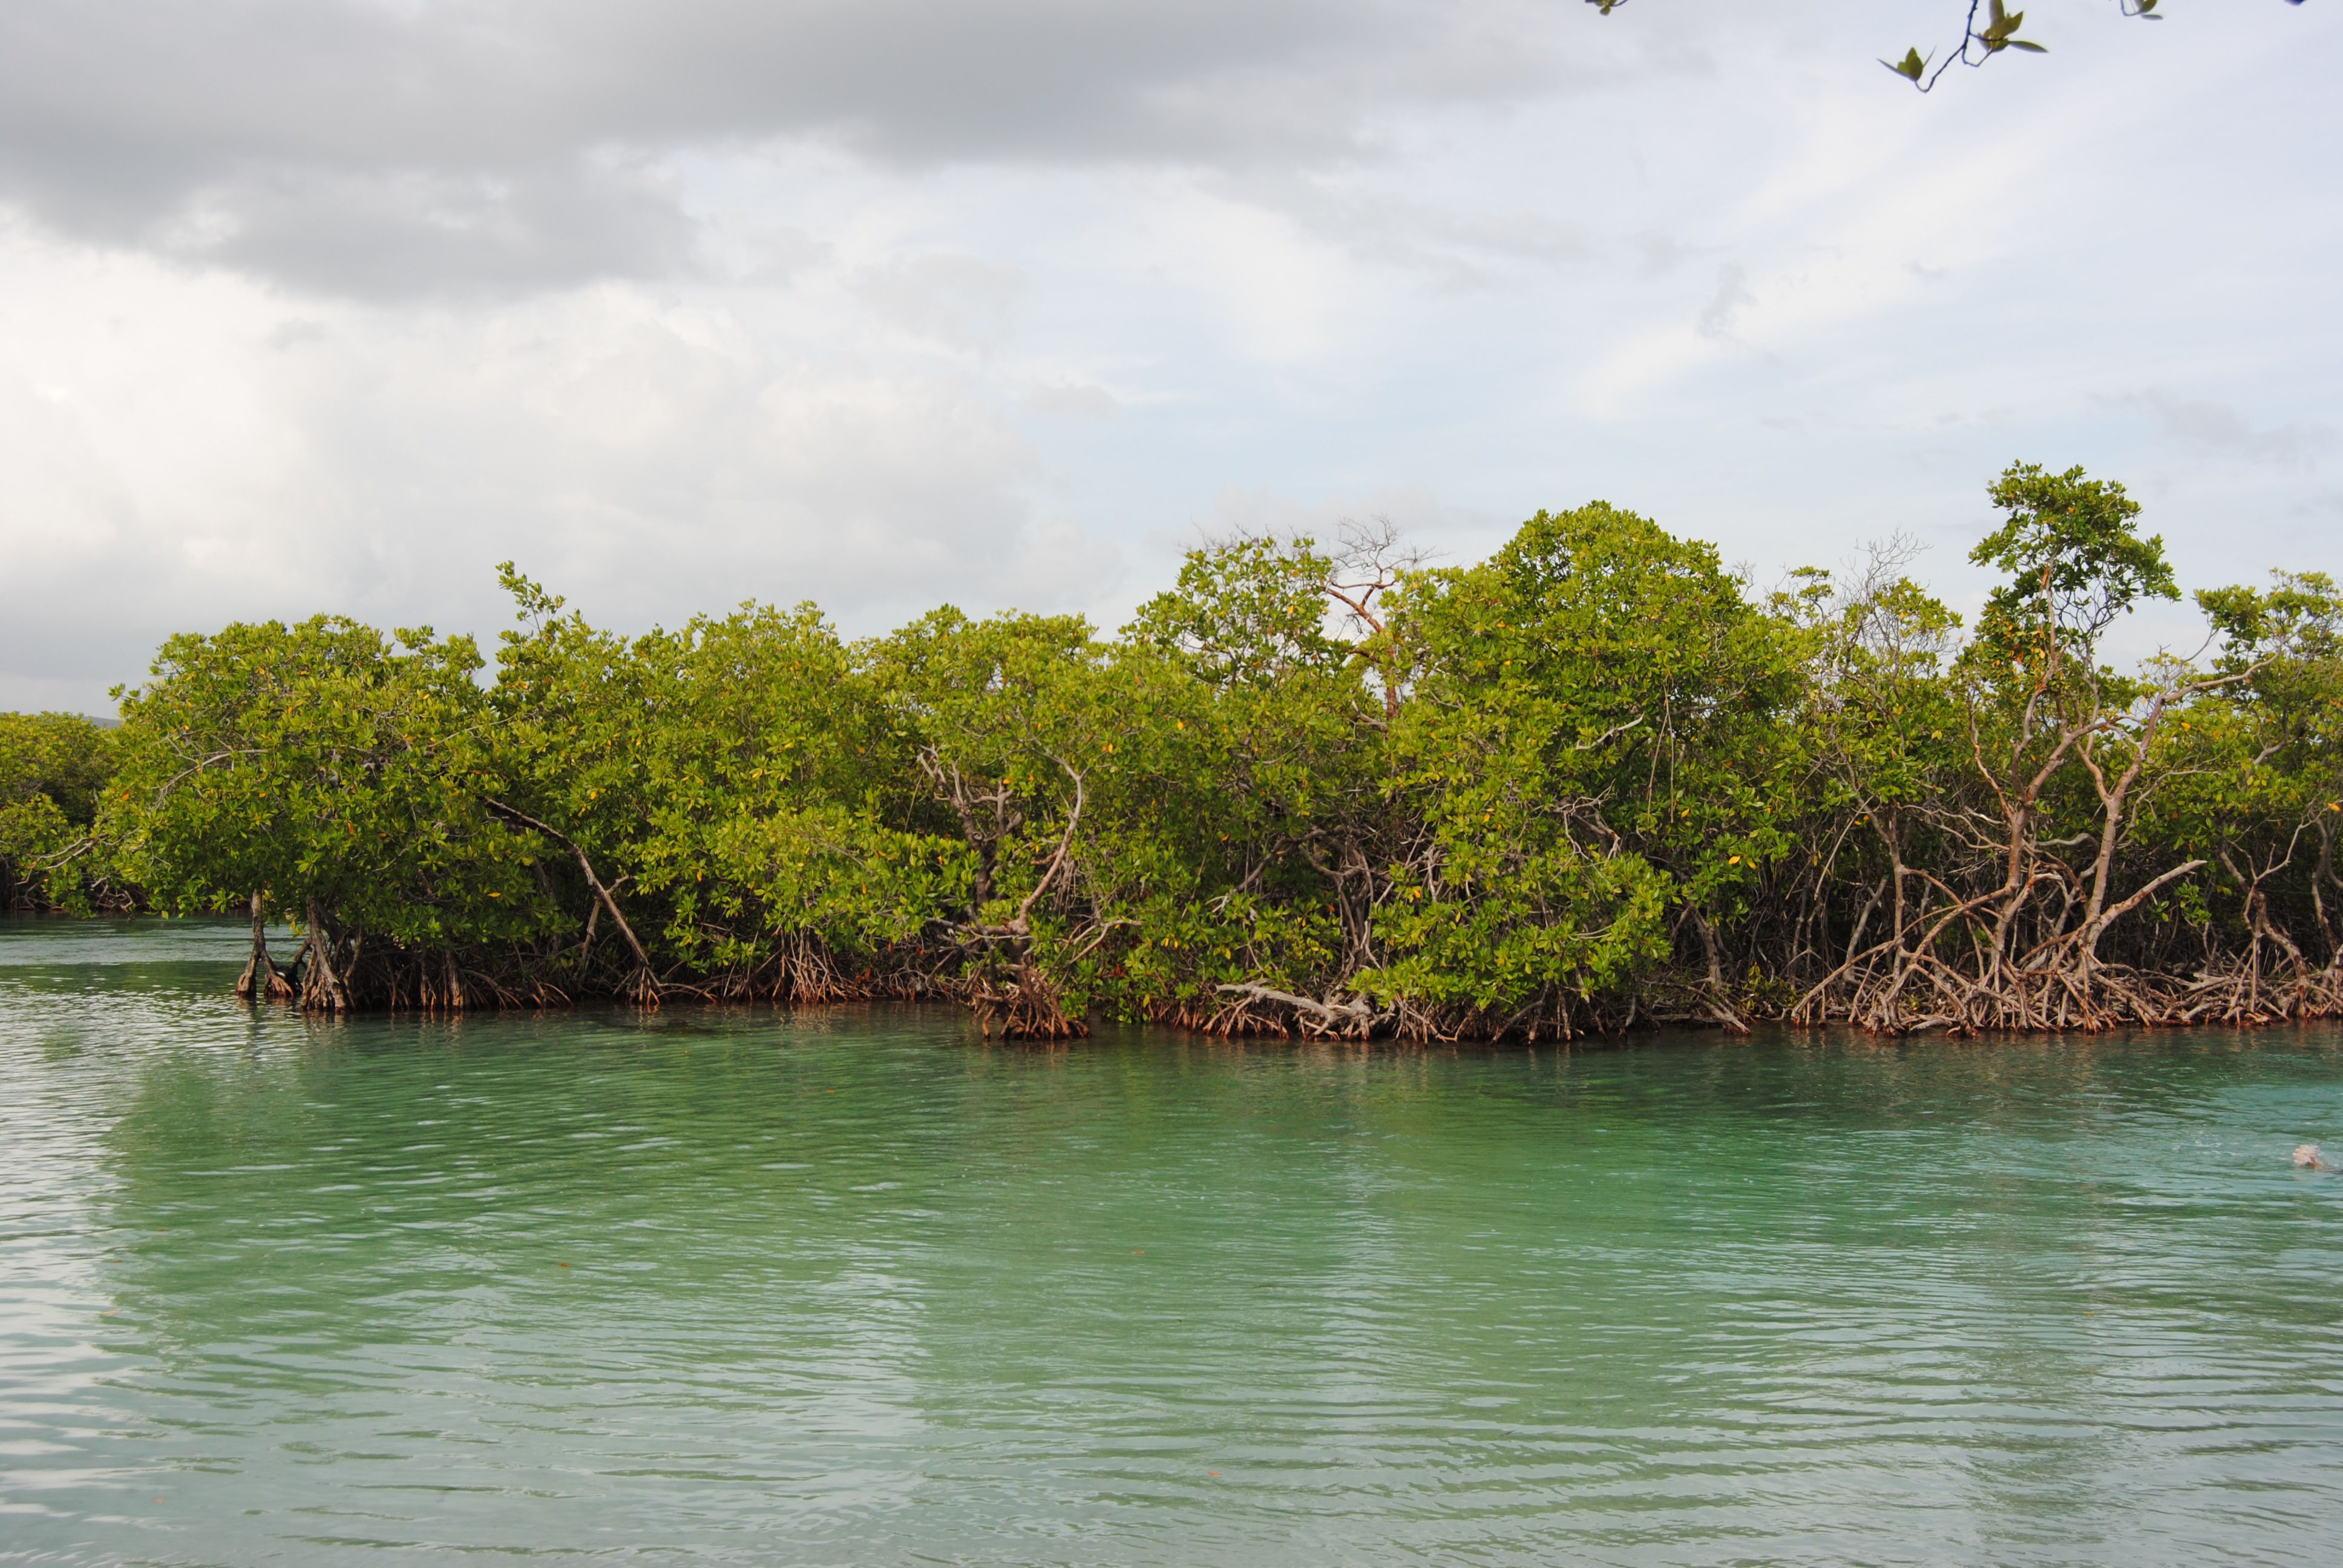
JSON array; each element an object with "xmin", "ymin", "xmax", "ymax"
[
  {"xmin": 1787, "ymin": 942, "xmax": 2343, "ymax": 1035},
  {"xmin": 970, "ymin": 965, "xmax": 1089, "ymax": 1040},
  {"xmin": 231, "ymin": 907, "xmax": 2343, "ymax": 1046},
  {"xmin": 1201, "ymin": 982, "xmax": 1379, "ymax": 1040}
]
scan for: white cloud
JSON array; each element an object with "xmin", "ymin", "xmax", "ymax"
[{"xmin": 0, "ymin": 224, "xmax": 1112, "ymax": 707}]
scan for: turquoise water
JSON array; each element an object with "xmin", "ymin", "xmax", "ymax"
[{"xmin": 4, "ymin": 918, "xmax": 2343, "ymax": 1565}]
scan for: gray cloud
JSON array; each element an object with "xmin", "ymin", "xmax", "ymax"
[
  {"xmin": 1695, "ymin": 261, "xmax": 1751, "ymax": 341},
  {"xmin": 2110, "ymin": 389, "xmax": 2330, "ymax": 471},
  {"xmin": 0, "ymin": 0, "xmax": 1631, "ymax": 296}
]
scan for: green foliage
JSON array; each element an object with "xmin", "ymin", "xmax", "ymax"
[
  {"xmin": 1101, "ymin": 535, "xmax": 1378, "ymax": 1021},
  {"xmin": 0, "ymin": 711, "xmax": 123, "ymax": 912},
  {"xmin": 109, "ymin": 617, "xmax": 536, "ymax": 991},
  {"xmin": 2138, "ymin": 572, "xmax": 2343, "ymax": 943},
  {"xmin": 1368, "ymin": 503, "xmax": 1792, "ymax": 1024},
  {"xmin": 0, "ymin": 711, "xmax": 119, "ymax": 825},
  {"xmin": 487, "ymin": 569, "xmax": 948, "ymax": 993},
  {"xmin": 1970, "ymin": 462, "xmax": 2177, "ymax": 669}
]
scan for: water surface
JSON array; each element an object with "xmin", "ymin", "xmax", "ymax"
[{"xmin": 5, "ymin": 916, "xmax": 2342, "ymax": 1564}]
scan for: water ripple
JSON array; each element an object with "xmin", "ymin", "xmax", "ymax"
[{"xmin": 4, "ymin": 916, "xmax": 2343, "ymax": 1564}]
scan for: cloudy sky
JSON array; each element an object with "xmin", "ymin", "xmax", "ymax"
[{"xmin": 2, "ymin": 0, "xmax": 2336, "ymax": 713}]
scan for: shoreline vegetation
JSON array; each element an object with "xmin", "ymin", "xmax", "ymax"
[{"xmin": 6, "ymin": 462, "xmax": 2342, "ymax": 1039}]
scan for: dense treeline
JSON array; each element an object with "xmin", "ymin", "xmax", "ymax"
[
  {"xmin": 23, "ymin": 461, "xmax": 2343, "ymax": 1036},
  {"xmin": 0, "ymin": 711, "xmax": 130, "ymax": 913}
]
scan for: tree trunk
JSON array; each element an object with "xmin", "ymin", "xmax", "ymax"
[
  {"xmin": 303, "ymin": 898, "xmax": 354, "ymax": 1013},
  {"xmin": 234, "ymin": 891, "xmax": 287, "ymax": 999}
]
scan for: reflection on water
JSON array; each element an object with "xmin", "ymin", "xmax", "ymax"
[{"xmin": 4, "ymin": 916, "xmax": 2343, "ymax": 1565}]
